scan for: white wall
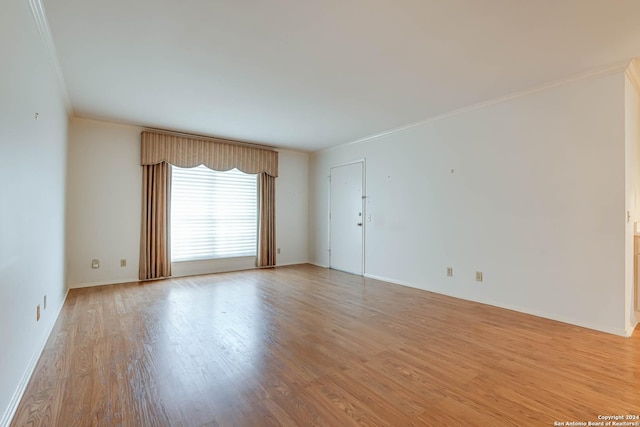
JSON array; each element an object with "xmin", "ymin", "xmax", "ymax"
[
  {"xmin": 66, "ymin": 118, "xmax": 309, "ymax": 287},
  {"xmin": 66, "ymin": 118, "xmax": 143, "ymax": 287},
  {"xmin": 625, "ymin": 66, "xmax": 640, "ymax": 329},
  {"xmin": 310, "ymin": 71, "xmax": 628, "ymax": 336},
  {"xmin": 276, "ymin": 150, "xmax": 309, "ymax": 265},
  {"xmin": 0, "ymin": 0, "xmax": 69, "ymax": 424}
]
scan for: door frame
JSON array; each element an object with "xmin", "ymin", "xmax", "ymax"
[{"xmin": 328, "ymin": 158, "xmax": 366, "ymax": 275}]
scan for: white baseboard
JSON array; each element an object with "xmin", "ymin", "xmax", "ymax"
[
  {"xmin": 309, "ymin": 262, "xmax": 329, "ymax": 268},
  {"xmin": 69, "ymin": 261, "xmax": 314, "ymax": 288},
  {"xmin": 275, "ymin": 261, "xmax": 309, "ymax": 267},
  {"xmin": 68, "ymin": 277, "xmax": 139, "ymax": 289},
  {"xmin": 0, "ymin": 288, "xmax": 70, "ymax": 427},
  {"xmin": 625, "ymin": 322, "xmax": 637, "ymax": 338},
  {"xmin": 363, "ymin": 273, "xmax": 629, "ymax": 338},
  {"xmin": 70, "ymin": 263, "xmax": 311, "ymax": 287},
  {"xmin": 363, "ymin": 273, "xmax": 422, "ymax": 288}
]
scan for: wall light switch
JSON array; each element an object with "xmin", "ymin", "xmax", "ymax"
[
  {"xmin": 447, "ymin": 267, "xmax": 453, "ymax": 277},
  {"xmin": 476, "ymin": 271, "xmax": 483, "ymax": 282},
  {"xmin": 91, "ymin": 259, "xmax": 100, "ymax": 269},
  {"xmin": 367, "ymin": 214, "xmax": 372, "ymax": 222}
]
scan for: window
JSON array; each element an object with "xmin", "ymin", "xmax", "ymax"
[{"xmin": 171, "ymin": 165, "xmax": 257, "ymax": 262}]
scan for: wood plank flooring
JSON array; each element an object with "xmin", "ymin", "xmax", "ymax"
[{"xmin": 10, "ymin": 264, "xmax": 640, "ymax": 426}]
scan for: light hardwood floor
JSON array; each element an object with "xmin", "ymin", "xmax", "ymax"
[{"xmin": 11, "ymin": 264, "xmax": 640, "ymax": 426}]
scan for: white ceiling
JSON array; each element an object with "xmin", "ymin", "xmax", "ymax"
[{"xmin": 44, "ymin": 0, "xmax": 640, "ymax": 151}]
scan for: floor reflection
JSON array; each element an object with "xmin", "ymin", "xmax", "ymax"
[{"xmin": 155, "ymin": 276, "xmax": 266, "ymax": 415}]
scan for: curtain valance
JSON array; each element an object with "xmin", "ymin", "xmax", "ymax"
[{"xmin": 141, "ymin": 131, "xmax": 278, "ymax": 177}]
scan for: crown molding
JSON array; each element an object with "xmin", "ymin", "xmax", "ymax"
[
  {"xmin": 316, "ymin": 60, "xmax": 631, "ymax": 154},
  {"xmin": 625, "ymin": 58, "xmax": 640, "ymax": 93},
  {"xmin": 27, "ymin": 0, "xmax": 74, "ymax": 116}
]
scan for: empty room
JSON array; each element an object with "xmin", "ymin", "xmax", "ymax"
[{"xmin": 2, "ymin": 0, "xmax": 640, "ymax": 425}]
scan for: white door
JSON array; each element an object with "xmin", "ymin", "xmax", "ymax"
[{"xmin": 330, "ymin": 162, "xmax": 364, "ymax": 275}]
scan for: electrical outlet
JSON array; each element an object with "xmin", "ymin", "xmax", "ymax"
[
  {"xmin": 277, "ymin": 248, "xmax": 281, "ymax": 254},
  {"xmin": 91, "ymin": 259, "xmax": 100, "ymax": 269},
  {"xmin": 36, "ymin": 305, "xmax": 40, "ymax": 321},
  {"xmin": 476, "ymin": 271, "xmax": 483, "ymax": 282},
  {"xmin": 447, "ymin": 267, "xmax": 453, "ymax": 277},
  {"xmin": 44, "ymin": 295, "xmax": 47, "ymax": 310},
  {"xmin": 120, "ymin": 259, "xmax": 127, "ymax": 267}
]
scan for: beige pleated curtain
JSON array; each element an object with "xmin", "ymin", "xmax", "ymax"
[
  {"xmin": 139, "ymin": 131, "xmax": 278, "ymax": 280},
  {"xmin": 139, "ymin": 162, "xmax": 172, "ymax": 280},
  {"xmin": 257, "ymin": 173, "xmax": 276, "ymax": 267}
]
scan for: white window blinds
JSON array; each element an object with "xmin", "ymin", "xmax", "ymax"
[{"xmin": 171, "ymin": 165, "xmax": 257, "ymax": 262}]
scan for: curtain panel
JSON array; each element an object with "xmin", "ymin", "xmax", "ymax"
[
  {"xmin": 257, "ymin": 173, "xmax": 276, "ymax": 267},
  {"xmin": 139, "ymin": 162, "xmax": 172, "ymax": 280},
  {"xmin": 141, "ymin": 131, "xmax": 278, "ymax": 177}
]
